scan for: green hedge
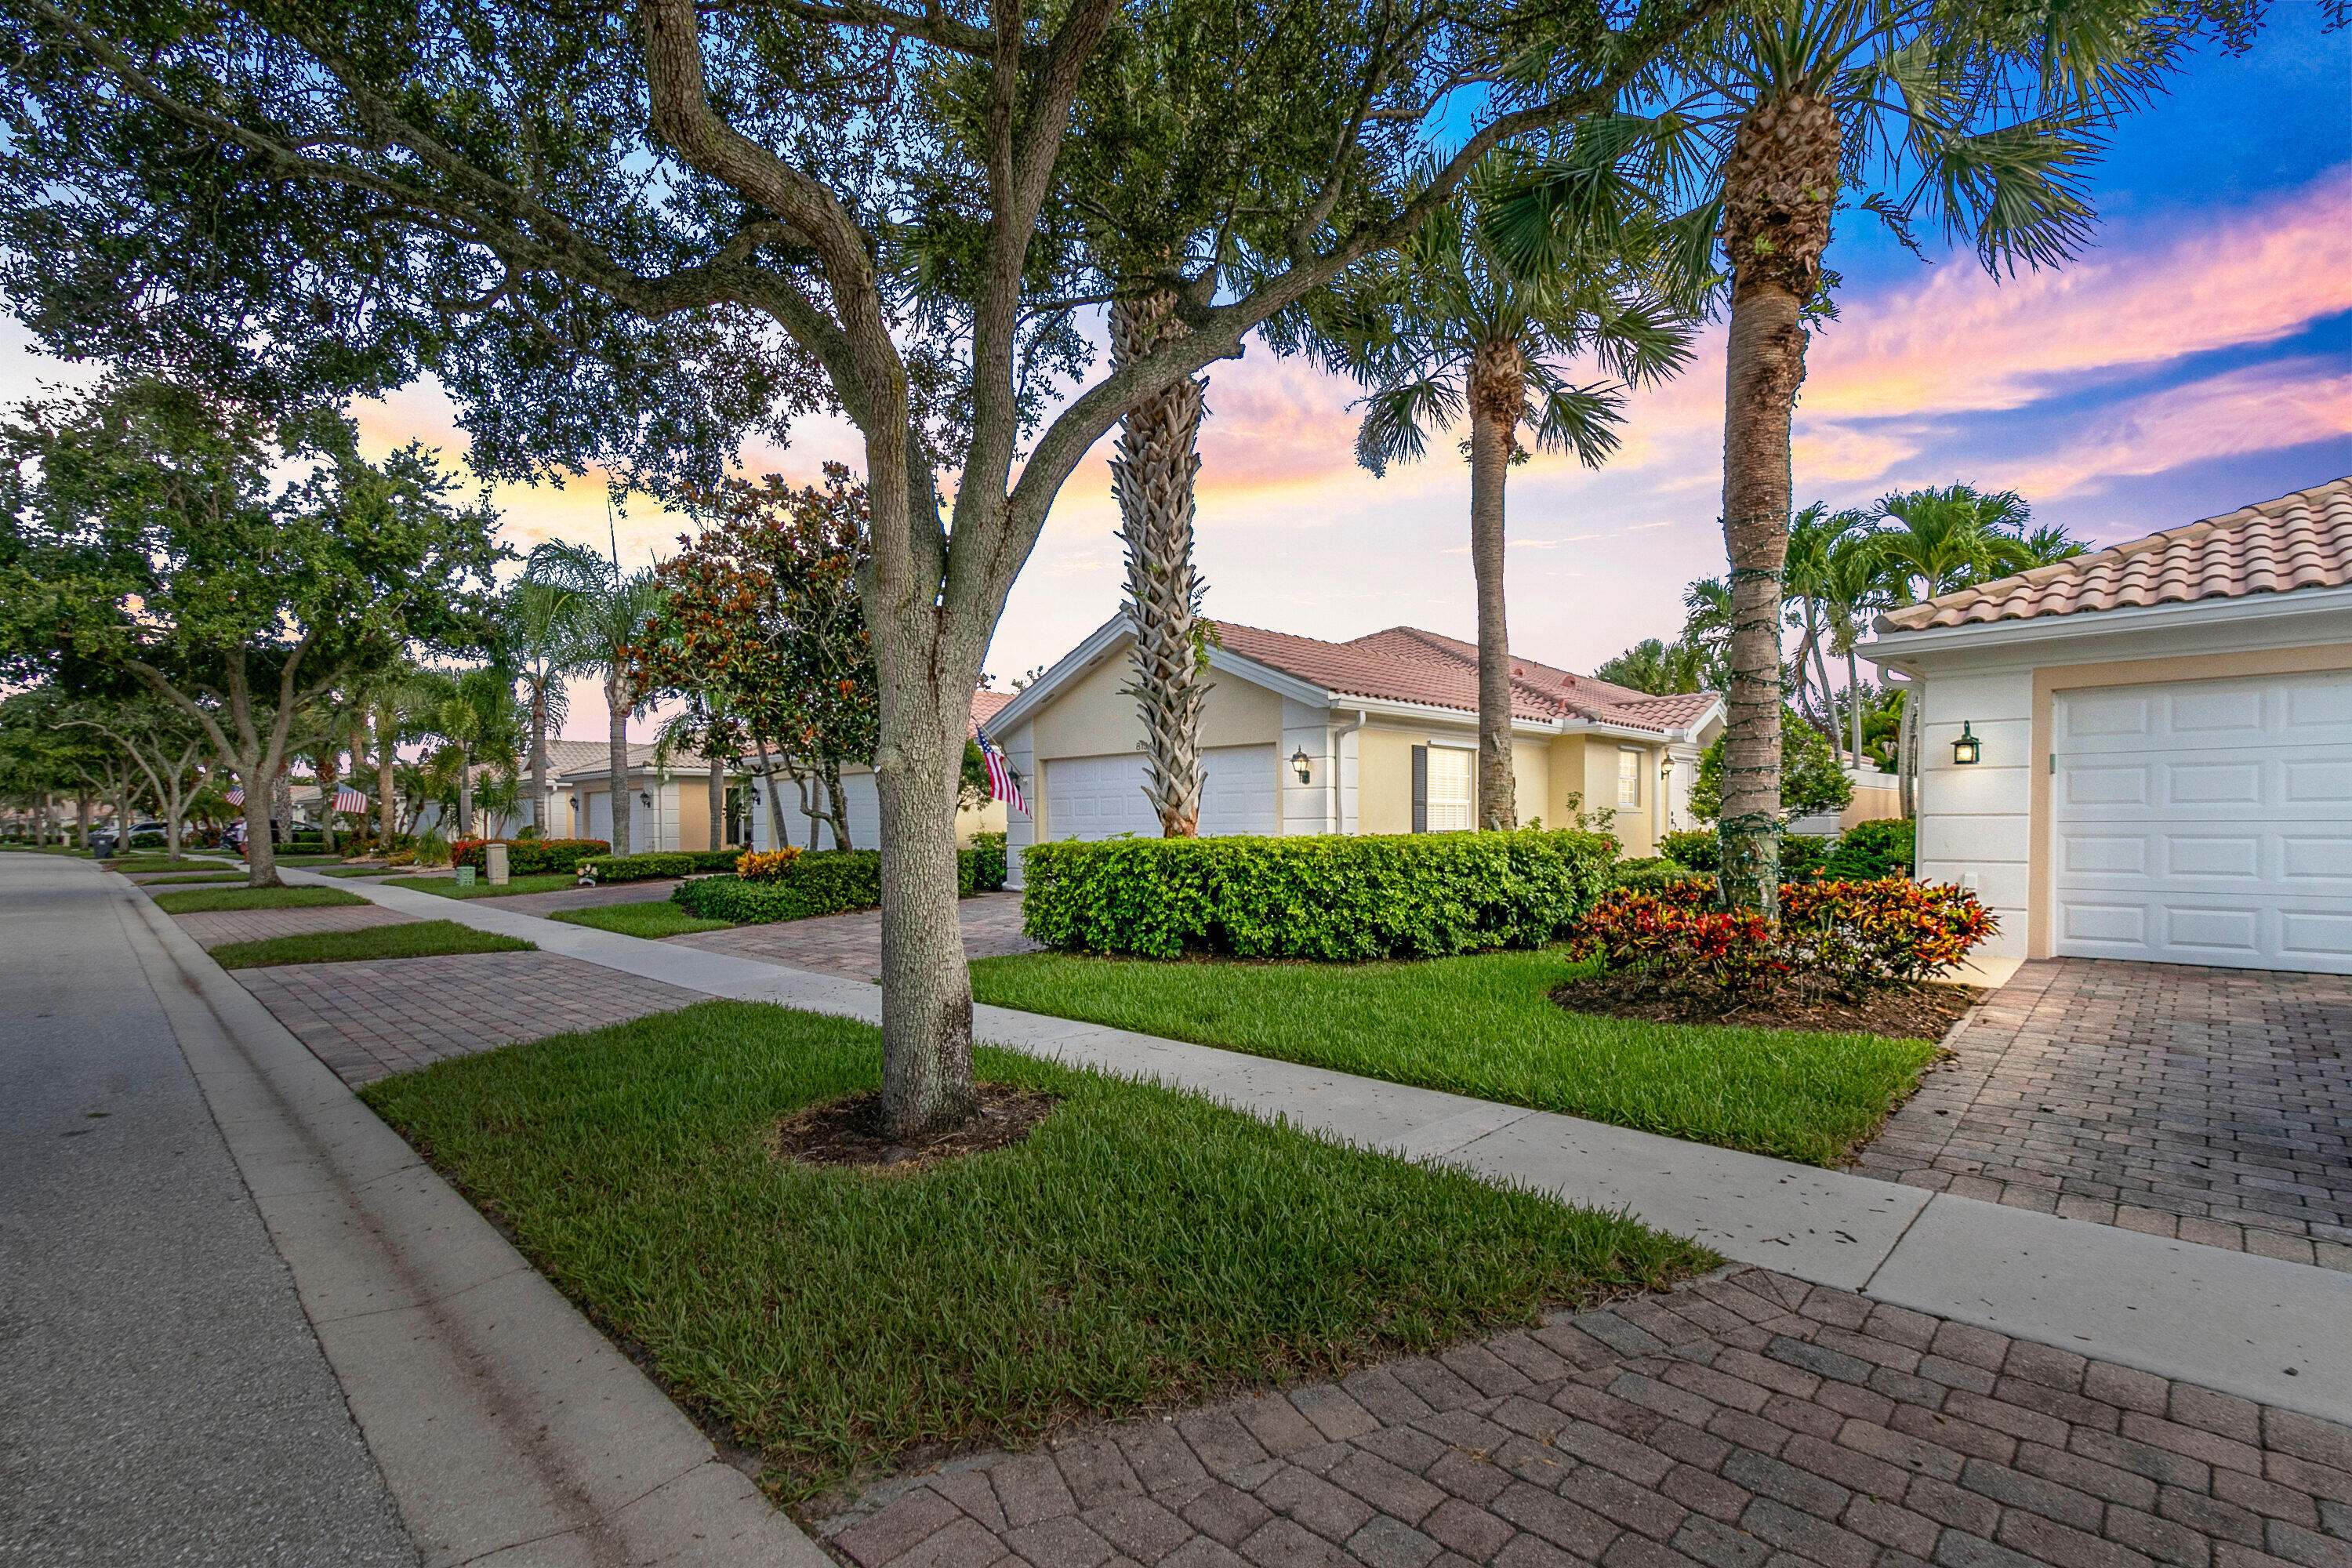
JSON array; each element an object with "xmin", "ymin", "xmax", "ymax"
[
  {"xmin": 453, "ymin": 837, "xmax": 609, "ymax": 874},
  {"xmin": 1822, "ymin": 818, "xmax": 1915, "ymax": 880},
  {"xmin": 1655, "ymin": 828, "xmax": 1831, "ymax": 882},
  {"xmin": 585, "ymin": 848, "xmax": 746, "ymax": 882},
  {"xmin": 672, "ymin": 845, "xmax": 1004, "ymax": 924},
  {"xmin": 1020, "ymin": 829, "xmax": 1616, "ymax": 961}
]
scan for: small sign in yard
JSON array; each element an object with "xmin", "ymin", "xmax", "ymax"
[{"xmin": 455, "ymin": 866, "xmax": 477, "ymax": 887}]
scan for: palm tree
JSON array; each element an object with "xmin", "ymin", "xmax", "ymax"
[
  {"xmin": 1781, "ymin": 503, "xmax": 1873, "ymax": 750},
  {"xmin": 413, "ymin": 666, "xmax": 524, "ymax": 839},
  {"xmin": 1593, "ymin": 637, "xmax": 1708, "ymax": 695},
  {"xmin": 496, "ymin": 578, "xmax": 585, "ymax": 837},
  {"xmin": 1817, "ymin": 530, "xmax": 1890, "ymax": 767},
  {"xmin": 524, "ymin": 541, "xmax": 665, "ymax": 855},
  {"xmin": 1304, "ymin": 152, "xmax": 1692, "ymax": 829},
  {"xmin": 1109, "ymin": 285, "xmax": 1212, "ymax": 839},
  {"xmin": 1501, "ymin": 1, "xmax": 2194, "ymax": 906}
]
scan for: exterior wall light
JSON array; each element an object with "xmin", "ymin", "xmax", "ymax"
[
  {"xmin": 1952, "ymin": 722, "xmax": 1981, "ymax": 766},
  {"xmin": 640, "ymin": 789, "xmax": 655, "ymax": 806},
  {"xmin": 1290, "ymin": 748, "xmax": 1312, "ymax": 784}
]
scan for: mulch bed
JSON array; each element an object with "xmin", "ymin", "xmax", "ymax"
[
  {"xmin": 1552, "ymin": 971, "xmax": 1980, "ymax": 1040},
  {"xmin": 771, "ymin": 1082, "xmax": 1059, "ymax": 1174}
]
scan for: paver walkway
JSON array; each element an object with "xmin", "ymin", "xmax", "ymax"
[
  {"xmin": 236, "ymin": 949, "xmax": 705, "ymax": 1084},
  {"xmin": 1855, "ymin": 960, "xmax": 2352, "ymax": 1272},
  {"xmin": 672, "ymin": 890, "xmax": 1040, "ymax": 980},
  {"xmin": 820, "ymin": 1265, "xmax": 2352, "ymax": 1568},
  {"xmin": 171, "ymin": 901, "xmax": 415, "ymax": 947},
  {"xmin": 445, "ymin": 877, "xmax": 685, "ymax": 916}
]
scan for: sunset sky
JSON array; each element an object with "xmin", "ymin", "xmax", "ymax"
[{"xmin": 6, "ymin": 13, "xmax": 2345, "ymax": 743}]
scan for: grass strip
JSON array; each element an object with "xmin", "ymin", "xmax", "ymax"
[
  {"xmin": 549, "ymin": 902, "xmax": 733, "ymax": 938},
  {"xmin": 131, "ymin": 871, "xmax": 250, "ymax": 886},
  {"xmin": 383, "ymin": 873, "xmax": 579, "ymax": 899},
  {"xmin": 318, "ymin": 865, "xmax": 402, "ymax": 877},
  {"xmin": 970, "ymin": 949, "xmax": 1941, "ymax": 1168},
  {"xmin": 210, "ymin": 918, "xmax": 535, "ymax": 969},
  {"xmin": 362, "ymin": 1000, "xmax": 1712, "ymax": 1500},
  {"xmin": 106, "ymin": 855, "xmax": 224, "ymax": 873},
  {"xmin": 150, "ymin": 884, "xmax": 368, "ymax": 914}
]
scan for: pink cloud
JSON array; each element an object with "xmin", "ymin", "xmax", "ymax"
[{"xmin": 2011, "ymin": 357, "xmax": 2352, "ymax": 497}]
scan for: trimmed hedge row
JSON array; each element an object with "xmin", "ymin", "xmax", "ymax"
[
  {"xmin": 452, "ymin": 837, "xmax": 609, "ymax": 874},
  {"xmin": 1020, "ymin": 829, "xmax": 1617, "ymax": 960},
  {"xmin": 584, "ymin": 848, "xmax": 746, "ymax": 881},
  {"xmin": 671, "ymin": 842, "xmax": 1008, "ymax": 924}
]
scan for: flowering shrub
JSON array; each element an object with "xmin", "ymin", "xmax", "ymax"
[
  {"xmin": 735, "ymin": 847, "xmax": 803, "ymax": 881},
  {"xmin": 1571, "ymin": 876, "xmax": 1994, "ymax": 996}
]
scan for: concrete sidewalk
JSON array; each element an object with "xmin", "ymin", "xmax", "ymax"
[
  {"xmin": 284, "ymin": 868, "xmax": 2352, "ymax": 1428},
  {"xmin": 6, "ymin": 855, "xmax": 826, "ymax": 1567}
]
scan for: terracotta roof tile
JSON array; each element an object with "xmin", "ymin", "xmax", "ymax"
[
  {"xmin": 1210, "ymin": 620, "xmax": 1717, "ymax": 733},
  {"xmin": 1879, "ymin": 477, "xmax": 2352, "ymax": 633}
]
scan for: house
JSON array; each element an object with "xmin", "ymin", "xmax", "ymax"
[
  {"xmin": 401, "ymin": 739, "xmax": 615, "ymax": 840},
  {"xmin": 552, "ymin": 744, "xmax": 751, "ymax": 851},
  {"xmin": 739, "ymin": 693, "xmax": 1012, "ymax": 853},
  {"xmin": 1864, "ymin": 477, "xmax": 2352, "ymax": 973},
  {"xmin": 987, "ymin": 616, "xmax": 1726, "ymax": 887}
]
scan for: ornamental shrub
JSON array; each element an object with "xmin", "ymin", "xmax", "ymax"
[
  {"xmin": 1658, "ymin": 829, "xmax": 1719, "ymax": 871},
  {"xmin": 452, "ymin": 837, "xmax": 609, "ymax": 874},
  {"xmin": 1653, "ymin": 829, "xmax": 1835, "ymax": 884},
  {"xmin": 1019, "ymin": 829, "xmax": 1615, "ymax": 961},
  {"xmin": 585, "ymin": 848, "xmax": 745, "ymax": 881},
  {"xmin": 1607, "ymin": 856, "xmax": 1704, "ymax": 895},
  {"xmin": 735, "ymin": 847, "xmax": 803, "ymax": 881},
  {"xmin": 673, "ymin": 845, "xmax": 1001, "ymax": 924},
  {"xmin": 1570, "ymin": 889, "xmax": 1789, "ymax": 993},
  {"xmin": 1821, "ymin": 818, "xmax": 1915, "ymax": 881},
  {"xmin": 966, "ymin": 832, "xmax": 1007, "ymax": 893}
]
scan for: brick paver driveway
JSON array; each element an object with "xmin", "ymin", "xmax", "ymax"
[
  {"xmin": 234, "ymin": 950, "xmax": 703, "ymax": 1084},
  {"xmin": 1856, "ymin": 960, "xmax": 2352, "ymax": 1270},
  {"xmin": 820, "ymin": 1265, "xmax": 2352, "ymax": 1568},
  {"xmin": 670, "ymin": 891, "xmax": 1039, "ymax": 982}
]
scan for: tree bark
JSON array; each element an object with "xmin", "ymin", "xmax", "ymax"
[
  {"xmin": 76, "ymin": 789, "xmax": 91, "ymax": 850},
  {"xmin": 1468, "ymin": 336, "xmax": 1523, "ymax": 832},
  {"xmin": 606, "ymin": 673, "xmax": 632, "ymax": 856},
  {"xmin": 376, "ymin": 706, "xmax": 398, "ymax": 844},
  {"xmin": 821, "ymin": 758, "xmax": 851, "ymax": 851},
  {"xmin": 456, "ymin": 746, "xmax": 474, "ymax": 840},
  {"xmin": 1109, "ymin": 287, "xmax": 1209, "ymax": 839},
  {"xmin": 749, "ymin": 732, "xmax": 790, "ymax": 848},
  {"xmin": 1713, "ymin": 93, "xmax": 1840, "ymax": 913},
  {"xmin": 530, "ymin": 683, "xmax": 550, "ymax": 836},
  {"xmin": 708, "ymin": 753, "xmax": 724, "ymax": 850},
  {"xmin": 1846, "ymin": 647, "xmax": 1865, "ymax": 769}
]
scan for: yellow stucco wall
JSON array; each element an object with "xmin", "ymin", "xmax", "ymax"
[{"xmin": 1029, "ymin": 649, "xmax": 1283, "ymax": 760}]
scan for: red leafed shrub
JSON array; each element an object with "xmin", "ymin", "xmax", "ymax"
[
  {"xmin": 735, "ymin": 847, "xmax": 803, "ymax": 882},
  {"xmin": 1572, "ymin": 876, "xmax": 1994, "ymax": 996}
]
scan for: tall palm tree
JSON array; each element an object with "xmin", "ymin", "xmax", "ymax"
[
  {"xmin": 1304, "ymin": 152, "xmax": 1692, "ymax": 829},
  {"xmin": 416, "ymin": 666, "xmax": 524, "ymax": 840},
  {"xmin": 1501, "ymin": 0, "xmax": 2195, "ymax": 905},
  {"xmin": 1781, "ymin": 503, "xmax": 1872, "ymax": 750},
  {"xmin": 1109, "ymin": 285, "xmax": 1212, "ymax": 839},
  {"xmin": 497, "ymin": 578, "xmax": 584, "ymax": 837},
  {"xmin": 1817, "ymin": 530, "xmax": 1890, "ymax": 767},
  {"xmin": 524, "ymin": 541, "xmax": 665, "ymax": 855}
]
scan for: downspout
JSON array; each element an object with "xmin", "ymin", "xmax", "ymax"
[{"xmin": 1329, "ymin": 710, "xmax": 1367, "ymax": 833}]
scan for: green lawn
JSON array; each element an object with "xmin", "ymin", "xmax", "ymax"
[
  {"xmin": 969, "ymin": 949, "xmax": 1942, "ymax": 1167},
  {"xmin": 131, "ymin": 871, "xmax": 250, "ymax": 886},
  {"xmin": 150, "ymin": 884, "xmax": 369, "ymax": 914},
  {"xmin": 273, "ymin": 853, "xmax": 352, "ymax": 866},
  {"xmin": 107, "ymin": 855, "xmax": 223, "ymax": 873},
  {"xmin": 550, "ymin": 901, "xmax": 733, "ymax": 938},
  {"xmin": 384, "ymin": 873, "xmax": 579, "ymax": 899},
  {"xmin": 209, "ymin": 918, "xmax": 535, "ymax": 968},
  {"xmin": 318, "ymin": 864, "xmax": 402, "ymax": 877},
  {"xmin": 361, "ymin": 1000, "xmax": 1711, "ymax": 1499}
]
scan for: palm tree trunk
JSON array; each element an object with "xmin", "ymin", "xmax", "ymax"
[
  {"xmin": 1109, "ymin": 286, "xmax": 1209, "ymax": 838},
  {"xmin": 606, "ymin": 672, "xmax": 632, "ymax": 856},
  {"xmin": 708, "ymin": 753, "xmax": 724, "ymax": 851},
  {"xmin": 317, "ymin": 753, "xmax": 339, "ymax": 854},
  {"xmin": 1714, "ymin": 93, "xmax": 1841, "ymax": 913},
  {"xmin": 1468, "ymin": 336, "xmax": 1523, "ymax": 832},
  {"xmin": 530, "ymin": 681, "xmax": 550, "ymax": 836},
  {"xmin": 376, "ymin": 706, "xmax": 398, "ymax": 844},
  {"xmin": 456, "ymin": 745, "xmax": 474, "ymax": 840},
  {"xmin": 1846, "ymin": 647, "xmax": 1865, "ymax": 768}
]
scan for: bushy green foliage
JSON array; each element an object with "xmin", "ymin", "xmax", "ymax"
[
  {"xmin": 1822, "ymin": 818, "xmax": 1915, "ymax": 881},
  {"xmin": 453, "ymin": 837, "xmax": 609, "ymax": 874},
  {"xmin": 1020, "ymin": 829, "xmax": 1615, "ymax": 961},
  {"xmin": 1658, "ymin": 829, "xmax": 1719, "ymax": 871},
  {"xmin": 1662, "ymin": 826, "xmax": 1842, "ymax": 885},
  {"xmin": 966, "ymin": 832, "xmax": 1008, "ymax": 894},
  {"xmin": 1690, "ymin": 708, "xmax": 1853, "ymax": 822},
  {"xmin": 673, "ymin": 846, "xmax": 1003, "ymax": 924},
  {"xmin": 1780, "ymin": 833, "xmax": 1830, "ymax": 883},
  {"xmin": 585, "ymin": 848, "xmax": 745, "ymax": 882},
  {"xmin": 1606, "ymin": 856, "xmax": 1703, "ymax": 894}
]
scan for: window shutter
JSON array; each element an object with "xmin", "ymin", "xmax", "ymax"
[{"xmin": 1412, "ymin": 746, "xmax": 1428, "ymax": 833}]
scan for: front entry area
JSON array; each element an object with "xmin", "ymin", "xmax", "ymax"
[{"xmin": 2052, "ymin": 669, "xmax": 2352, "ymax": 973}]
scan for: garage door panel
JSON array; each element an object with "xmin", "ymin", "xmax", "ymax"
[
  {"xmin": 1200, "ymin": 746, "xmax": 1278, "ymax": 837},
  {"xmin": 2054, "ymin": 670, "xmax": 2352, "ymax": 973},
  {"xmin": 1044, "ymin": 746, "xmax": 1275, "ymax": 842}
]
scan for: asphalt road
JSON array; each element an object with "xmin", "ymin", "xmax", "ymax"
[{"xmin": 0, "ymin": 854, "xmax": 416, "ymax": 1566}]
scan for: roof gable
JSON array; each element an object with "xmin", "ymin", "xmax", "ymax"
[{"xmin": 1880, "ymin": 477, "xmax": 2352, "ymax": 633}]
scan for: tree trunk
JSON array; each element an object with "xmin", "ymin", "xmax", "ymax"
[
  {"xmin": 38, "ymin": 791, "xmax": 49, "ymax": 846},
  {"xmin": 1846, "ymin": 647, "xmax": 1866, "ymax": 768},
  {"xmin": 240, "ymin": 768, "xmax": 281, "ymax": 887},
  {"xmin": 750, "ymin": 733, "xmax": 790, "ymax": 849},
  {"xmin": 114, "ymin": 776, "xmax": 131, "ymax": 856},
  {"xmin": 1468, "ymin": 336, "xmax": 1523, "ymax": 832},
  {"xmin": 821, "ymin": 758, "xmax": 852, "ymax": 851},
  {"xmin": 1713, "ymin": 93, "xmax": 1840, "ymax": 913},
  {"xmin": 1109, "ymin": 287, "xmax": 1210, "ymax": 839},
  {"xmin": 76, "ymin": 789, "xmax": 92, "ymax": 850},
  {"xmin": 530, "ymin": 683, "xmax": 550, "ymax": 836},
  {"xmin": 606, "ymin": 673, "xmax": 632, "ymax": 856},
  {"xmin": 456, "ymin": 746, "xmax": 474, "ymax": 840},
  {"xmin": 376, "ymin": 707, "xmax": 399, "ymax": 844},
  {"xmin": 709, "ymin": 753, "xmax": 724, "ymax": 850}
]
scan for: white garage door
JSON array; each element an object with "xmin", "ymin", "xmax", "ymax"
[
  {"xmin": 1045, "ymin": 746, "xmax": 1278, "ymax": 840},
  {"xmin": 2053, "ymin": 671, "xmax": 2352, "ymax": 972}
]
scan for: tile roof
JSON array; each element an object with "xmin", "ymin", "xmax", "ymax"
[
  {"xmin": 1212, "ymin": 621, "xmax": 1719, "ymax": 734},
  {"xmin": 1879, "ymin": 477, "xmax": 2352, "ymax": 633},
  {"xmin": 970, "ymin": 689, "xmax": 1013, "ymax": 735}
]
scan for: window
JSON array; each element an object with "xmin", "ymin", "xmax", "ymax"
[
  {"xmin": 1425, "ymin": 746, "xmax": 1473, "ymax": 832},
  {"xmin": 1617, "ymin": 749, "xmax": 1642, "ymax": 809}
]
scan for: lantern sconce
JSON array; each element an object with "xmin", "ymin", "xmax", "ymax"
[
  {"xmin": 640, "ymin": 789, "xmax": 655, "ymax": 806},
  {"xmin": 1952, "ymin": 722, "xmax": 1981, "ymax": 766},
  {"xmin": 1290, "ymin": 748, "xmax": 1312, "ymax": 784}
]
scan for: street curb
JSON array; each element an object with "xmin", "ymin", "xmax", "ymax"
[{"xmin": 112, "ymin": 871, "xmax": 829, "ymax": 1568}]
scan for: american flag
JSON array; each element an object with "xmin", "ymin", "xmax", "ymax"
[
  {"xmin": 224, "ymin": 788, "xmax": 245, "ymax": 807},
  {"xmin": 973, "ymin": 721, "xmax": 1026, "ymax": 815},
  {"xmin": 332, "ymin": 788, "xmax": 368, "ymax": 815}
]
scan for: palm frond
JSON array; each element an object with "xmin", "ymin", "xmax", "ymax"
[{"xmin": 1352, "ymin": 380, "xmax": 1457, "ymax": 477}]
